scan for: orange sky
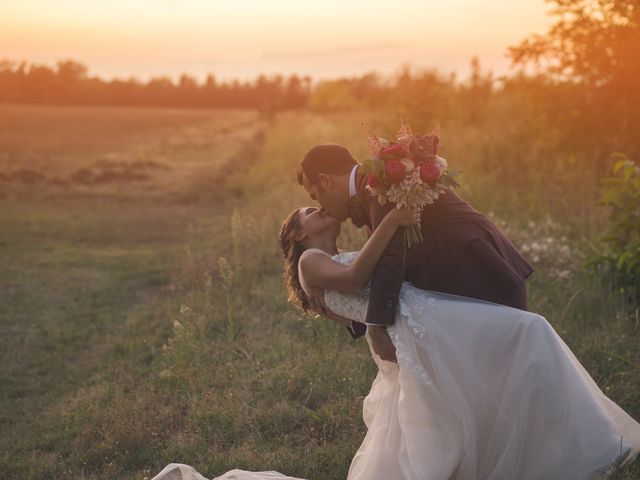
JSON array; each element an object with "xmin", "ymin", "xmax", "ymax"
[{"xmin": 1, "ymin": 0, "xmax": 552, "ymax": 82}]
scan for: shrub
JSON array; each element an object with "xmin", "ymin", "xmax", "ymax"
[{"xmin": 589, "ymin": 154, "xmax": 640, "ymax": 297}]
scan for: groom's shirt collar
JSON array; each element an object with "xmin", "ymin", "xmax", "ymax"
[{"xmin": 349, "ymin": 164, "xmax": 358, "ymax": 198}]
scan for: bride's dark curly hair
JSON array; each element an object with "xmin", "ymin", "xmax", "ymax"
[{"xmin": 279, "ymin": 208, "xmax": 310, "ymax": 313}]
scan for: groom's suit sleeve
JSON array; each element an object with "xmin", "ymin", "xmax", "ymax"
[{"xmin": 358, "ymin": 176, "xmax": 406, "ymax": 327}]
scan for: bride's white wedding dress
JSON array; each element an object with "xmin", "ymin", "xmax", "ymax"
[{"xmin": 153, "ymin": 250, "xmax": 640, "ymax": 480}]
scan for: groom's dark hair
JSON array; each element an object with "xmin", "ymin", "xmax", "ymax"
[{"xmin": 297, "ymin": 144, "xmax": 357, "ymax": 185}]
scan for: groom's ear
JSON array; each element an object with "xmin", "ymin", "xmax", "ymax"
[{"xmin": 318, "ymin": 173, "xmax": 332, "ymax": 191}]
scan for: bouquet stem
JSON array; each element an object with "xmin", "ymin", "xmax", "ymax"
[{"xmin": 404, "ymin": 225, "xmax": 423, "ymax": 249}]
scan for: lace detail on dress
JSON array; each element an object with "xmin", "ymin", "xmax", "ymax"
[
  {"xmin": 298, "ymin": 248, "xmax": 332, "ymax": 296},
  {"xmin": 299, "ymin": 250, "xmax": 452, "ymax": 386},
  {"xmin": 386, "ymin": 324, "xmax": 431, "ymax": 385},
  {"xmin": 323, "ymin": 252, "xmax": 370, "ymax": 325},
  {"xmin": 331, "ymin": 251, "xmax": 359, "ymax": 266},
  {"xmin": 324, "ymin": 251, "xmax": 439, "ymax": 345},
  {"xmin": 399, "ymin": 284, "xmax": 439, "ymax": 341},
  {"xmin": 325, "ymin": 251, "xmax": 433, "ymax": 383}
]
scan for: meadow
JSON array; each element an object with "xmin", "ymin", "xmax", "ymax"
[{"xmin": 0, "ymin": 104, "xmax": 638, "ymax": 479}]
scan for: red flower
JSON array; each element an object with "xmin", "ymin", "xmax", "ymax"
[
  {"xmin": 385, "ymin": 159, "xmax": 406, "ymax": 184},
  {"xmin": 420, "ymin": 162, "xmax": 441, "ymax": 184},
  {"xmin": 381, "ymin": 143, "xmax": 404, "ymax": 156},
  {"xmin": 366, "ymin": 174, "xmax": 381, "ymax": 188}
]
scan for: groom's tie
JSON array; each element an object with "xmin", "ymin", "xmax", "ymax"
[{"xmin": 347, "ymin": 194, "xmax": 369, "ymax": 228}]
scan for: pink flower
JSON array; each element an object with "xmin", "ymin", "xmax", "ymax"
[
  {"xmin": 367, "ymin": 174, "xmax": 381, "ymax": 188},
  {"xmin": 420, "ymin": 162, "xmax": 441, "ymax": 184},
  {"xmin": 385, "ymin": 159, "xmax": 406, "ymax": 184}
]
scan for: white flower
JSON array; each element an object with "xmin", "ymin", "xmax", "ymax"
[
  {"xmin": 383, "ymin": 169, "xmax": 439, "ymax": 210},
  {"xmin": 435, "ymin": 155, "xmax": 448, "ymax": 171},
  {"xmin": 400, "ymin": 157, "xmax": 414, "ymax": 173}
]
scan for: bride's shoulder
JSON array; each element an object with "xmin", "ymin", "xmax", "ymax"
[
  {"xmin": 300, "ymin": 248, "xmax": 330, "ymax": 259},
  {"xmin": 299, "ymin": 249, "xmax": 357, "ymax": 269},
  {"xmin": 299, "ymin": 248, "xmax": 331, "ymax": 268}
]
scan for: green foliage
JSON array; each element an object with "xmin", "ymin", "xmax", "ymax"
[{"xmin": 590, "ymin": 155, "xmax": 640, "ymax": 295}]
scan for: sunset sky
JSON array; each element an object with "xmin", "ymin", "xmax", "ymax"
[{"xmin": 1, "ymin": 0, "xmax": 552, "ymax": 82}]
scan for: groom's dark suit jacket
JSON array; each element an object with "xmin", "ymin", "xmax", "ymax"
[{"xmin": 345, "ymin": 167, "xmax": 533, "ymax": 339}]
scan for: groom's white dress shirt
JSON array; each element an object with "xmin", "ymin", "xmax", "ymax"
[{"xmin": 349, "ymin": 164, "xmax": 358, "ymax": 198}]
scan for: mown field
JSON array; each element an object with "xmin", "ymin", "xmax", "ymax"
[{"xmin": 0, "ymin": 104, "xmax": 638, "ymax": 479}]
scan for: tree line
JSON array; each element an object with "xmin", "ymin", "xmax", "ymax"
[{"xmin": 0, "ymin": 60, "xmax": 311, "ymax": 111}]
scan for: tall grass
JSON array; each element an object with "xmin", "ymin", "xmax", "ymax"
[
  {"xmin": 148, "ymin": 110, "xmax": 639, "ymax": 479},
  {"xmin": 1, "ymin": 106, "xmax": 638, "ymax": 478}
]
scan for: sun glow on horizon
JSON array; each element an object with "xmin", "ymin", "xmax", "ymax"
[{"xmin": 0, "ymin": 0, "xmax": 552, "ymax": 81}]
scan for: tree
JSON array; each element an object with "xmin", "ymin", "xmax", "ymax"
[
  {"xmin": 509, "ymin": 0, "xmax": 639, "ymax": 85},
  {"xmin": 509, "ymin": 0, "xmax": 640, "ymax": 158}
]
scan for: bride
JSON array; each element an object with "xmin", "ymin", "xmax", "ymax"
[{"xmin": 153, "ymin": 206, "xmax": 640, "ymax": 480}]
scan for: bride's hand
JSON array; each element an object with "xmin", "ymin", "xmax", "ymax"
[{"xmin": 388, "ymin": 207, "xmax": 421, "ymax": 227}]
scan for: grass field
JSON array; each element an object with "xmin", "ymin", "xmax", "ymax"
[{"xmin": 0, "ymin": 105, "xmax": 638, "ymax": 479}]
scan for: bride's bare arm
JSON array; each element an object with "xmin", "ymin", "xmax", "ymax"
[{"xmin": 300, "ymin": 207, "xmax": 420, "ymax": 292}]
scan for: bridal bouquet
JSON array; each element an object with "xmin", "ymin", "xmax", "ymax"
[{"xmin": 360, "ymin": 122, "xmax": 459, "ymax": 248}]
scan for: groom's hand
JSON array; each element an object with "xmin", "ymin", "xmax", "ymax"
[
  {"xmin": 306, "ymin": 294, "xmax": 352, "ymax": 327},
  {"xmin": 368, "ymin": 325, "xmax": 397, "ymax": 363},
  {"xmin": 307, "ymin": 292, "xmax": 328, "ymax": 317}
]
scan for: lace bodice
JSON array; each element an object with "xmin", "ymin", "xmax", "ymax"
[
  {"xmin": 298, "ymin": 249, "xmax": 371, "ymax": 324},
  {"xmin": 299, "ymin": 249, "xmax": 438, "ymax": 382},
  {"xmin": 298, "ymin": 248, "xmax": 444, "ymax": 332},
  {"xmin": 324, "ymin": 252, "xmax": 371, "ymax": 324}
]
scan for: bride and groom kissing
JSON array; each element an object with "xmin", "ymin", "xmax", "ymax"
[
  {"xmin": 153, "ymin": 143, "xmax": 640, "ymax": 479},
  {"xmin": 290, "ymin": 143, "xmax": 532, "ymax": 361}
]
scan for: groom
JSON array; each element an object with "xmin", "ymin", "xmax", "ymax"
[{"xmin": 298, "ymin": 143, "xmax": 534, "ymax": 363}]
